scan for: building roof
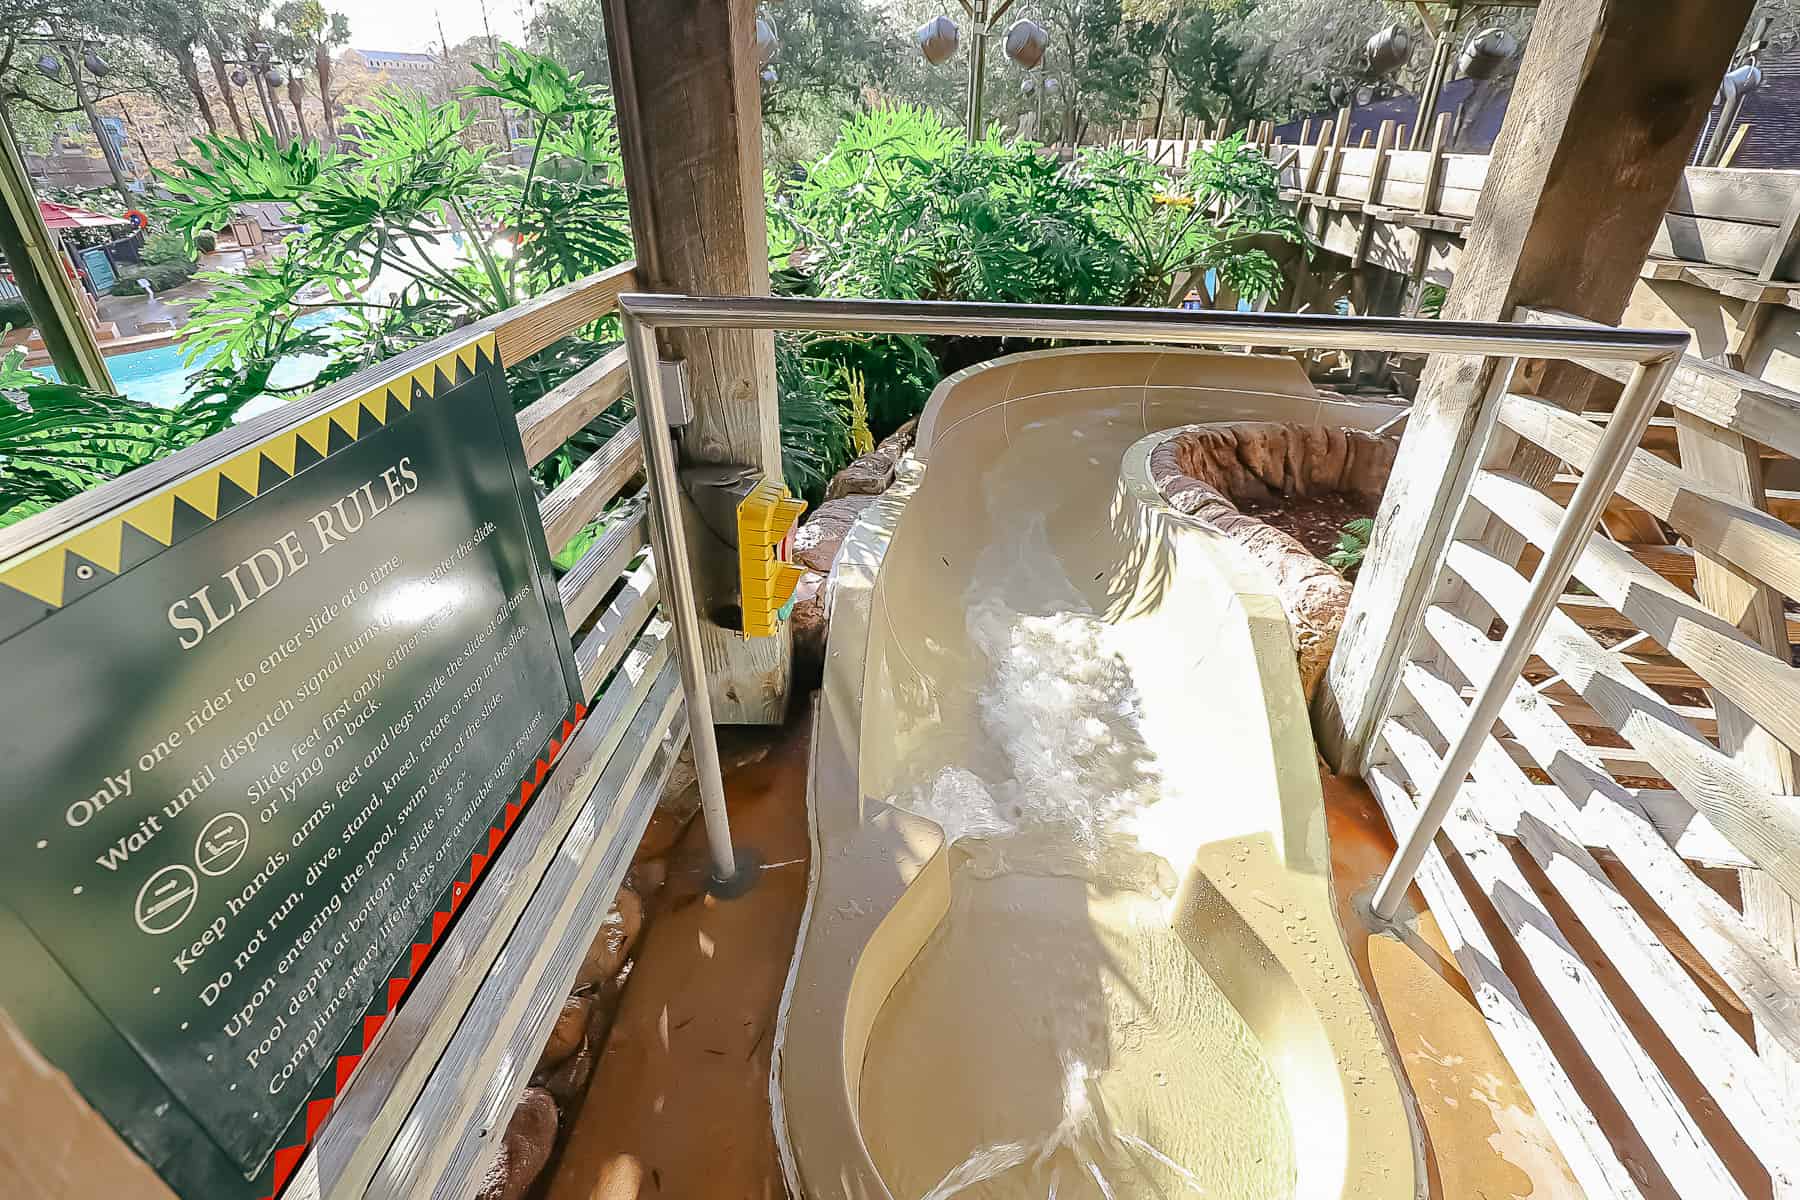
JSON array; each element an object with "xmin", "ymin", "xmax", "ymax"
[
  {"xmin": 1271, "ymin": 76, "xmax": 1511, "ymax": 154},
  {"xmin": 351, "ymin": 48, "xmax": 437, "ymax": 65},
  {"xmin": 1695, "ymin": 51, "xmax": 1800, "ymax": 169}
]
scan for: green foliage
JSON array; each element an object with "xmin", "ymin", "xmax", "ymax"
[
  {"xmin": 156, "ymin": 128, "xmax": 326, "ymax": 242},
  {"xmin": 0, "ymin": 302, "xmax": 32, "ymax": 330},
  {"xmin": 774, "ymin": 104, "xmax": 1131, "ymax": 306},
  {"xmin": 775, "ymin": 333, "xmax": 857, "ymax": 504},
  {"xmin": 142, "ymin": 230, "xmax": 198, "ymax": 267},
  {"xmin": 152, "ymin": 43, "xmax": 634, "ymax": 457},
  {"xmin": 1325, "ymin": 516, "xmax": 1376, "ymax": 575},
  {"xmin": 765, "ymin": 106, "xmax": 1303, "ymax": 478},
  {"xmin": 110, "ymin": 262, "xmax": 197, "ymax": 296},
  {"xmin": 0, "ymin": 349, "xmax": 234, "ymax": 527}
]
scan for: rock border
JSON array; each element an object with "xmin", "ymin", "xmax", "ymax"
[{"xmin": 1147, "ymin": 421, "xmax": 1397, "ymax": 698}]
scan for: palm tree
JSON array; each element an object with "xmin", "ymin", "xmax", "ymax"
[{"xmin": 272, "ymin": 0, "xmax": 349, "ymax": 148}]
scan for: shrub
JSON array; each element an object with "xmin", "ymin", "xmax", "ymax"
[
  {"xmin": 0, "ymin": 300, "xmax": 32, "ymax": 330},
  {"xmin": 194, "ymin": 230, "xmax": 217, "ymax": 255},
  {"xmin": 110, "ymin": 262, "xmax": 195, "ymax": 296},
  {"xmin": 142, "ymin": 230, "xmax": 197, "ymax": 267}
]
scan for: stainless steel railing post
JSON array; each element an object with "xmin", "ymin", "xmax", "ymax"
[
  {"xmin": 1368, "ymin": 351, "xmax": 1684, "ymax": 919},
  {"xmin": 621, "ymin": 310, "xmax": 738, "ymax": 883},
  {"xmin": 612, "ymin": 293, "xmax": 1689, "ymax": 915}
]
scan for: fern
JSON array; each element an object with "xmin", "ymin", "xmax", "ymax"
[{"xmin": 1325, "ymin": 517, "xmax": 1377, "ymax": 575}]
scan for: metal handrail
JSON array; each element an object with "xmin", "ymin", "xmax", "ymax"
[{"xmin": 619, "ymin": 293, "xmax": 1685, "ymax": 911}]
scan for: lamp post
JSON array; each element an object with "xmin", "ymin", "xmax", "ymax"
[{"xmin": 917, "ymin": 5, "xmax": 1048, "ymax": 142}]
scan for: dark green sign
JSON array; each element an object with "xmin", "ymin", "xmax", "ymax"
[{"xmin": 0, "ymin": 333, "xmax": 581, "ymax": 1199}]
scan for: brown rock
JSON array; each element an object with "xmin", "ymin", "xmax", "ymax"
[
  {"xmin": 475, "ymin": 1087, "xmax": 558, "ymax": 1200},
  {"xmin": 790, "ymin": 570, "xmax": 828, "ymax": 689},
  {"xmin": 792, "ymin": 495, "xmax": 877, "ymax": 574},
  {"xmin": 1151, "ymin": 420, "xmax": 1396, "ymax": 699},
  {"xmin": 625, "ymin": 857, "xmax": 667, "ymax": 897},
  {"xmin": 824, "ymin": 449, "xmax": 896, "ymax": 501},
  {"xmin": 537, "ymin": 994, "xmax": 593, "ymax": 1072},
  {"xmin": 537, "ymin": 1037, "xmax": 593, "ymax": 1111},
  {"xmin": 876, "ymin": 416, "xmax": 919, "ymax": 460},
  {"xmin": 575, "ymin": 887, "xmax": 645, "ymax": 990}
]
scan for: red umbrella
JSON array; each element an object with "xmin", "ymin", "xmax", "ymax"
[{"xmin": 38, "ymin": 201, "xmax": 130, "ymax": 230}]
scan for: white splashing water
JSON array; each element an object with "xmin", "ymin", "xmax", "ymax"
[
  {"xmin": 913, "ymin": 1054, "xmax": 1210, "ymax": 1200},
  {"xmin": 891, "ymin": 511, "xmax": 1167, "ymax": 885}
]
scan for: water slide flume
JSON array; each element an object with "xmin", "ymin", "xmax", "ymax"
[{"xmin": 772, "ymin": 347, "xmax": 1420, "ymax": 1199}]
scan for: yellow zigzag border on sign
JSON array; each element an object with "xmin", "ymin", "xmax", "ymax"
[{"xmin": 0, "ymin": 333, "xmax": 498, "ymax": 609}]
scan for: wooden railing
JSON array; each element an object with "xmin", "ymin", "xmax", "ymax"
[
  {"xmin": 1342, "ymin": 303, "xmax": 1800, "ymax": 1198},
  {"xmin": 1146, "ymin": 119, "xmax": 1800, "ymax": 314},
  {"xmin": 302, "ymin": 259, "xmax": 688, "ymax": 1200}
]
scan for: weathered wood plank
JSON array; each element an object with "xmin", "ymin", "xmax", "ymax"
[
  {"xmin": 365, "ymin": 664, "xmax": 683, "ymax": 1199},
  {"xmin": 1446, "ymin": 538, "xmax": 1800, "ymax": 907},
  {"xmin": 1653, "ymin": 213, "xmax": 1776, "ymax": 273},
  {"xmin": 516, "ymin": 346, "xmax": 631, "ymax": 467},
  {"xmin": 1515, "ymin": 306, "xmax": 1800, "ymax": 460},
  {"xmin": 1470, "ymin": 468, "xmax": 1800, "ymax": 757},
  {"xmin": 492, "ymin": 262, "xmax": 637, "ymax": 367},
  {"xmin": 1317, "ymin": 0, "xmax": 1750, "ymax": 771},
  {"xmin": 538, "ymin": 424, "xmax": 644, "ymax": 554},
  {"xmin": 1497, "ymin": 392, "xmax": 1800, "ymax": 602},
  {"xmin": 577, "ymin": 559, "xmax": 660, "ymax": 700},
  {"xmin": 310, "ymin": 622, "xmax": 669, "ymax": 1198},
  {"xmin": 1423, "ymin": 603, "xmax": 1800, "ymax": 1064},
  {"xmin": 1673, "ymin": 406, "xmax": 1800, "ymax": 1129},
  {"xmin": 1362, "ymin": 762, "xmax": 1650, "ymax": 1200},
  {"xmin": 557, "ymin": 498, "xmax": 648, "ymax": 634},
  {"xmin": 1384, "ymin": 690, "xmax": 1800, "ymax": 1187},
  {"xmin": 1669, "ymin": 167, "xmax": 1800, "ymax": 227}
]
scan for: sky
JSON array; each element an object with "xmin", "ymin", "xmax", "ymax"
[{"xmin": 336, "ymin": 0, "xmax": 532, "ymax": 54}]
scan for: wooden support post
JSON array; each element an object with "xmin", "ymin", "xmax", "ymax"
[
  {"xmin": 1674, "ymin": 411, "xmax": 1800, "ymax": 1112},
  {"xmin": 1417, "ymin": 111, "xmax": 1451, "ymax": 216},
  {"xmin": 1317, "ymin": 0, "xmax": 1754, "ymax": 772},
  {"xmin": 1323, "ymin": 105, "xmax": 1352, "ymax": 197},
  {"xmin": 1298, "ymin": 118, "xmax": 1313, "ymax": 147},
  {"xmin": 1358, "ymin": 129, "xmax": 1373, "ymax": 149},
  {"xmin": 1719, "ymin": 121, "xmax": 1752, "ymax": 167},
  {"xmin": 604, "ymin": 0, "xmax": 790, "ymax": 723},
  {"xmin": 1353, "ymin": 120, "xmax": 1398, "ymax": 268}
]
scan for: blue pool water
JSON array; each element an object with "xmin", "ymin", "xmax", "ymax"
[{"xmin": 33, "ymin": 309, "xmax": 341, "ymax": 412}]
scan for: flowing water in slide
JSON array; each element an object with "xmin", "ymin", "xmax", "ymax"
[{"xmin": 775, "ymin": 348, "xmax": 1416, "ymax": 1200}]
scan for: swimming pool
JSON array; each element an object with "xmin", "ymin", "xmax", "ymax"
[{"xmin": 32, "ymin": 309, "xmax": 340, "ymax": 413}]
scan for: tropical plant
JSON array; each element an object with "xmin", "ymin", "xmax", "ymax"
[
  {"xmin": 1325, "ymin": 516, "xmax": 1375, "ymax": 575},
  {"xmin": 155, "ymin": 44, "xmax": 634, "ymax": 437},
  {"xmin": 0, "ymin": 348, "xmax": 235, "ymax": 527}
]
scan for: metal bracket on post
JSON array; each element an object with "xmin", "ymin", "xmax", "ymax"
[{"xmin": 658, "ymin": 358, "xmax": 693, "ymax": 426}]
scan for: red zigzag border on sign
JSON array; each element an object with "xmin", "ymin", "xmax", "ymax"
[{"xmin": 258, "ymin": 702, "xmax": 586, "ymax": 1200}]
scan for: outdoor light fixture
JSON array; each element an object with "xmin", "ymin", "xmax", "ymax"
[
  {"xmin": 35, "ymin": 53, "xmax": 61, "ymax": 80},
  {"xmin": 916, "ymin": 15, "xmax": 959, "ymax": 65},
  {"xmin": 267, "ymin": 66, "xmax": 287, "ymax": 87},
  {"xmin": 230, "ymin": 68, "xmax": 249, "ymax": 87},
  {"xmin": 1458, "ymin": 28, "xmax": 1519, "ymax": 79},
  {"xmin": 1364, "ymin": 24, "xmax": 1411, "ymax": 75},
  {"xmin": 1003, "ymin": 18, "xmax": 1048, "ymax": 70},
  {"xmin": 756, "ymin": 10, "xmax": 779, "ymax": 67},
  {"xmin": 83, "ymin": 51, "xmax": 110, "ymax": 77},
  {"xmin": 1043, "ymin": 77, "xmax": 1058, "ymax": 95}
]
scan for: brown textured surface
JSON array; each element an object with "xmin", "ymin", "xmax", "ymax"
[
  {"xmin": 1321, "ymin": 769, "xmax": 1585, "ymax": 1200},
  {"xmin": 543, "ymin": 713, "xmax": 812, "ymax": 1200},
  {"xmin": 536, "ymin": 705, "xmax": 1577, "ymax": 1200},
  {"xmin": 1149, "ymin": 421, "xmax": 1397, "ymax": 698}
]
